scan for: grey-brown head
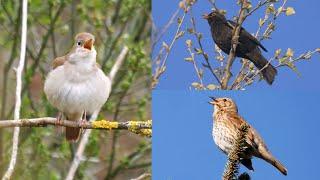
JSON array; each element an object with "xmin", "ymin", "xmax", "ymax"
[
  {"xmin": 209, "ymin": 97, "xmax": 238, "ymax": 113},
  {"xmin": 68, "ymin": 32, "xmax": 96, "ymax": 64},
  {"xmin": 74, "ymin": 32, "xmax": 95, "ymax": 51},
  {"xmin": 202, "ymin": 10, "xmax": 227, "ymax": 24}
]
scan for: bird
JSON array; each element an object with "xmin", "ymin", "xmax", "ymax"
[
  {"xmin": 203, "ymin": 10, "xmax": 277, "ymax": 85},
  {"xmin": 44, "ymin": 32, "xmax": 111, "ymax": 142},
  {"xmin": 209, "ymin": 97, "xmax": 287, "ymax": 175}
]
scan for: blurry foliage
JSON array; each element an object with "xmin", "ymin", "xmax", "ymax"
[{"xmin": 0, "ymin": 0, "xmax": 151, "ymax": 179}]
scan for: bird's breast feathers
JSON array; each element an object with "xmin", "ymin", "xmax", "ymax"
[{"xmin": 44, "ymin": 64, "xmax": 111, "ymax": 115}]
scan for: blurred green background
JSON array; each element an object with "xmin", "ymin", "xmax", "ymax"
[{"xmin": 0, "ymin": 0, "xmax": 151, "ymax": 179}]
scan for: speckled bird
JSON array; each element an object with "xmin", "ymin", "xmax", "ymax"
[{"xmin": 209, "ymin": 97, "xmax": 287, "ymax": 175}]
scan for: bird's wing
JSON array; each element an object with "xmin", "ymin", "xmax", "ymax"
[
  {"xmin": 52, "ymin": 56, "xmax": 66, "ymax": 69},
  {"xmin": 227, "ymin": 20, "xmax": 268, "ymax": 52},
  {"xmin": 227, "ymin": 113, "xmax": 259, "ymax": 149}
]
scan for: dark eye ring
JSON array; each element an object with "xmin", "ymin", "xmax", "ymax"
[{"xmin": 77, "ymin": 41, "xmax": 81, "ymax": 46}]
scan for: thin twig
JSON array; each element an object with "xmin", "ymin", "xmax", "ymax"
[
  {"xmin": 186, "ymin": 45, "xmax": 204, "ymax": 88},
  {"xmin": 2, "ymin": 0, "xmax": 27, "ymax": 179},
  {"xmin": 130, "ymin": 173, "xmax": 151, "ymax": 180},
  {"xmin": 151, "ymin": 8, "xmax": 180, "ymax": 52},
  {"xmin": 152, "ymin": 8, "xmax": 187, "ymax": 88},
  {"xmin": 190, "ymin": 15, "xmax": 222, "ymax": 86}
]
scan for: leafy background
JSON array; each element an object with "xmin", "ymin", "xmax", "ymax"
[{"xmin": 0, "ymin": 0, "xmax": 151, "ymax": 179}]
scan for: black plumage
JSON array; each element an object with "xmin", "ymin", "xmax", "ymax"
[{"xmin": 204, "ymin": 10, "xmax": 277, "ymax": 85}]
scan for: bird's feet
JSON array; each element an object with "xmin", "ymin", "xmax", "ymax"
[
  {"xmin": 80, "ymin": 111, "xmax": 87, "ymax": 133},
  {"xmin": 55, "ymin": 112, "xmax": 63, "ymax": 126}
]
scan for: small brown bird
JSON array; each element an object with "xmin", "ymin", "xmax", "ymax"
[
  {"xmin": 209, "ymin": 97, "xmax": 287, "ymax": 175},
  {"xmin": 44, "ymin": 32, "xmax": 111, "ymax": 142}
]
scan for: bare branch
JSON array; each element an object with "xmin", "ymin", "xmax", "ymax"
[
  {"xmin": 0, "ymin": 117, "xmax": 151, "ymax": 133},
  {"xmin": 2, "ymin": 0, "xmax": 28, "ymax": 179},
  {"xmin": 130, "ymin": 173, "xmax": 151, "ymax": 180},
  {"xmin": 108, "ymin": 46, "xmax": 129, "ymax": 83},
  {"xmin": 190, "ymin": 16, "xmax": 222, "ymax": 86},
  {"xmin": 221, "ymin": 0, "xmax": 248, "ymax": 89},
  {"xmin": 152, "ymin": 7, "xmax": 187, "ymax": 89}
]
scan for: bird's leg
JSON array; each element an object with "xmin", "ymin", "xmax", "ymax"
[
  {"xmin": 56, "ymin": 112, "xmax": 63, "ymax": 125},
  {"xmin": 80, "ymin": 110, "xmax": 87, "ymax": 133}
]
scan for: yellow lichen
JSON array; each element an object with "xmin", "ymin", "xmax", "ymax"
[
  {"xmin": 128, "ymin": 120, "xmax": 152, "ymax": 137},
  {"xmin": 139, "ymin": 129, "xmax": 152, "ymax": 137},
  {"xmin": 92, "ymin": 120, "xmax": 118, "ymax": 129},
  {"xmin": 128, "ymin": 120, "xmax": 139, "ymax": 130}
]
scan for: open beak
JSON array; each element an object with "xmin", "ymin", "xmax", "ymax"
[
  {"xmin": 208, "ymin": 96, "xmax": 217, "ymax": 105},
  {"xmin": 202, "ymin": 13, "xmax": 209, "ymax": 19},
  {"xmin": 83, "ymin": 39, "xmax": 93, "ymax": 50}
]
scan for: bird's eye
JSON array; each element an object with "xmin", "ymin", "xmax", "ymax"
[
  {"xmin": 77, "ymin": 41, "xmax": 81, "ymax": 46},
  {"xmin": 223, "ymin": 99, "xmax": 227, "ymax": 102}
]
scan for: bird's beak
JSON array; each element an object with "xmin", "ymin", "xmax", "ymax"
[
  {"xmin": 202, "ymin": 13, "xmax": 209, "ymax": 19},
  {"xmin": 208, "ymin": 96, "xmax": 217, "ymax": 105},
  {"xmin": 83, "ymin": 39, "xmax": 93, "ymax": 50}
]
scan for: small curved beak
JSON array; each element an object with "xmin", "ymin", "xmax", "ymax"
[
  {"xmin": 208, "ymin": 96, "xmax": 216, "ymax": 105},
  {"xmin": 83, "ymin": 39, "xmax": 93, "ymax": 50},
  {"xmin": 202, "ymin": 13, "xmax": 209, "ymax": 19}
]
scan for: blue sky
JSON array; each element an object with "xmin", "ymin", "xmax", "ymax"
[
  {"xmin": 152, "ymin": 0, "xmax": 320, "ymax": 90},
  {"xmin": 153, "ymin": 90, "xmax": 320, "ymax": 179}
]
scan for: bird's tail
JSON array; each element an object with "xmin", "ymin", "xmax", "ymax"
[
  {"xmin": 259, "ymin": 148, "xmax": 287, "ymax": 176},
  {"xmin": 66, "ymin": 127, "xmax": 81, "ymax": 142},
  {"xmin": 248, "ymin": 50, "xmax": 277, "ymax": 85},
  {"xmin": 65, "ymin": 114, "xmax": 82, "ymax": 142}
]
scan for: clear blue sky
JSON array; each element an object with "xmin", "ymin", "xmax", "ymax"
[
  {"xmin": 153, "ymin": 90, "xmax": 320, "ymax": 179},
  {"xmin": 152, "ymin": 0, "xmax": 320, "ymax": 90}
]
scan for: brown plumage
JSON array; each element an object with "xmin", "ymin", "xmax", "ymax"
[{"xmin": 209, "ymin": 97, "xmax": 287, "ymax": 175}]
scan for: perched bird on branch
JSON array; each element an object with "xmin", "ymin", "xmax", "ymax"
[
  {"xmin": 44, "ymin": 32, "xmax": 111, "ymax": 142},
  {"xmin": 203, "ymin": 11, "xmax": 277, "ymax": 85},
  {"xmin": 209, "ymin": 97, "xmax": 287, "ymax": 175}
]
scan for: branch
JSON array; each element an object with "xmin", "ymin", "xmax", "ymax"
[
  {"xmin": 0, "ymin": 118, "xmax": 151, "ymax": 135},
  {"xmin": 221, "ymin": 0, "xmax": 248, "ymax": 89},
  {"xmin": 223, "ymin": 124, "xmax": 250, "ymax": 180},
  {"xmin": 2, "ymin": 0, "xmax": 28, "ymax": 179},
  {"xmin": 108, "ymin": 46, "xmax": 129, "ymax": 83},
  {"xmin": 152, "ymin": 4, "xmax": 187, "ymax": 89},
  {"xmin": 130, "ymin": 173, "xmax": 151, "ymax": 180},
  {"xmin": 190, "ymin": 16, "xmax": 222, "ymax": 87}
]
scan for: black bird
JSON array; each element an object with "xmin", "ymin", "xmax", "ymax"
[{"xmin": 203, "ymin": 10, "xmax": 277, "ymax": 85}]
